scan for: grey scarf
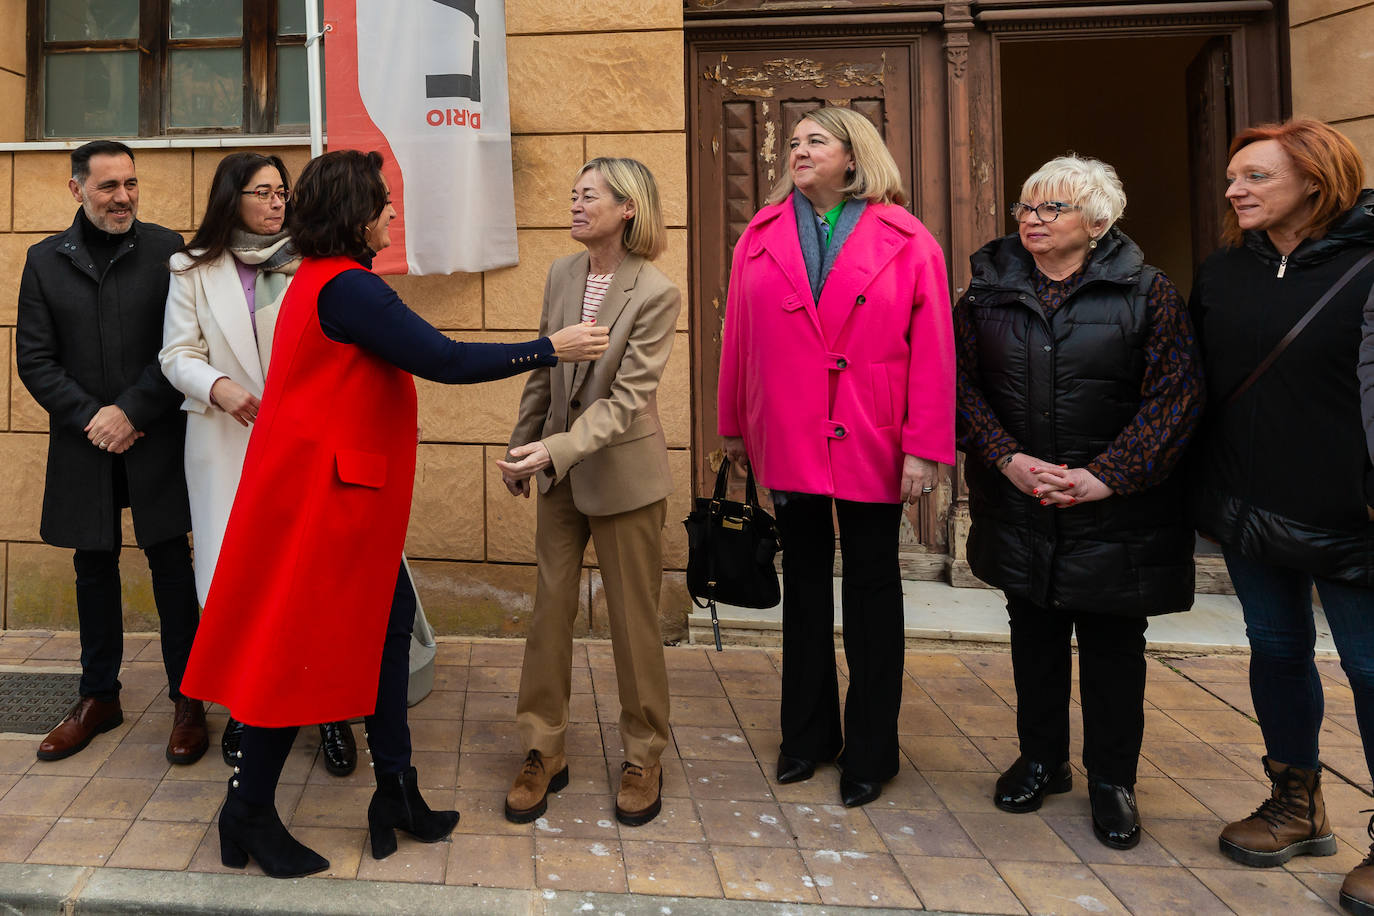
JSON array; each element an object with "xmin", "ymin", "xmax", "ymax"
[
  {"xmin": 793, "ymin": 192, "xmax": 866, "ymax": 303},
  {"xmin": 228, "ymin": 228, "xmax": 300, "ymax": 274}
]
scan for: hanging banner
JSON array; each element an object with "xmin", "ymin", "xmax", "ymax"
[{"xmin": 323, "ymin": 0, "xmax": 518, "ymax": 275}]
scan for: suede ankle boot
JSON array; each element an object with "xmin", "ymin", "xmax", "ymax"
[
  {"xmin": 1340, "ymin": 813, "xmax": 1374, "ymax": 915},
  {"xmin": 218, "ymin": 784, "xmax": 328, "ymax": 878},
  {"xmin": 368, "ymin": 766, "xmax": 459, "ymax": 859},
  {"xmin": 1218, "ymin": 756, "xmax": 1337, "ymax": 867}
]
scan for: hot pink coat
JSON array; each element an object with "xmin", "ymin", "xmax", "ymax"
[{"xmin": 718, "ymin": 196, "xmax": 955, "ymax": 503}]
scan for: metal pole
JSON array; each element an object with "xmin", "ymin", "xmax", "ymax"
[{"xmin": 305, "ymin": 0, "xmax": 326, "ymax": 158}]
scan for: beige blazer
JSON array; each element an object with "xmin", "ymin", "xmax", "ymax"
[{"xmin": 508, "ymin": 251, "xmax": 680, "ymax": 517}]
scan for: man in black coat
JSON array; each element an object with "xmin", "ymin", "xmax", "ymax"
[{"xmin": 16, "ymin": 140, "xmax": 207, "ymax": 766}]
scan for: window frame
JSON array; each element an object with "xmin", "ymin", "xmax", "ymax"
[{"xmin": 25, "ymin": 0, "xmax": 312, "ymax": 139}]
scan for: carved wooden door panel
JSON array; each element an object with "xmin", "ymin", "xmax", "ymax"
[{"xmin": 688, "ymin": 34, "xmax": 953, "ymax": 566}]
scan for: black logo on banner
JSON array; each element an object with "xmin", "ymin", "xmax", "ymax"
[{"xmin": 425, "ymin": 0, "xmax": 481, "ymax": 103}]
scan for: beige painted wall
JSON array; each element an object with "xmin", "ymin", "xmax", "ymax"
[
  {"xmin": 0, "ymin": 0, "xmax": 691, "ymax": 639},
  {"xmin": 1289, "ymin": 0, "xmax": 1374, "ymax": 177}
]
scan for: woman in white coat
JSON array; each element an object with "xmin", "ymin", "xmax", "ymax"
[{"xmin": 159, "ymin": 152, "xmax": 356, "ymax": 776}]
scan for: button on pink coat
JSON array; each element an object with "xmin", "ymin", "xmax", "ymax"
[{"xmin": 718, "ymin": 195, "xmax": 955, "ymax": 503}]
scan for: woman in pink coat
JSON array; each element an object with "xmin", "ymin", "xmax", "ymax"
[{"xmin": 719, "ymin": 106, "xmax": 955, "ymax": 807}]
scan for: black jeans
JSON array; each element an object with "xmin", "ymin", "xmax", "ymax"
[
  {"xmin": 1007, "ymin": 595, "xmax": 1148, "ymax": 787},
  {"xmin": 233, "ymin": 562, "xmax": 416, "ymax": 806},
  {"xmin": 72, "ymin": 469, "xmax": 199, "ymax": 701},
  {"xmin": 1224, "ymin": 548, "xmax": 1374, "ymax": 776},
  {"xmin": 774, "ymin": 493, "xmax": 904, "ymax": 783}
]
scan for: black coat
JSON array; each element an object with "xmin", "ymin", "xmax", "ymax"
[
  {"xmin": 960, "ymin": 229, "xmax": 1197, "ymax": 616},
  {"xmin": 1192, "ymin": 190, "xmax": 1374, "ymax": 586},
  {"xmin": 16, "ymin": 213, "xmax": 190, "ymax": 551}
]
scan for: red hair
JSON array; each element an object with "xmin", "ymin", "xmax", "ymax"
[{"xmin": 1222, "ymin": 118, "xmax": 1366, "ymax": 247}]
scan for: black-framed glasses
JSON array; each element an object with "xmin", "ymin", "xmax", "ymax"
[
  {"xmin": 240, "ymin": 187, "xmax": 290, "ymax": 203},
  {"xmin": 1010, "ymin": 201, "xmax": 1081, "ymax": 223}
]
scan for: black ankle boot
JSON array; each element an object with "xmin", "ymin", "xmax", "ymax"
[
  {"xmin": 368, "ymin": 766, "xmax": 459, "ymax": 859},
  {"xmin": 221, "ymin": 717, "xmax": 246, "ymax": 768},
  {"xmin": 218, "ymin": 785, "xmax": 328, "ymax": 878}
]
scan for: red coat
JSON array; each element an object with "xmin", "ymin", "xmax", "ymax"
[{"xmin": 181, "ymin": 257, "xmax": 418, "ymax": 727}]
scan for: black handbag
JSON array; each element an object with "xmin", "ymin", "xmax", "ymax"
[{"xmin": 684, "ymin": 459, "xmax": 781, "ymax": 650}]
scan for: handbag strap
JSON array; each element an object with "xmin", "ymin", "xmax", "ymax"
[{"xmin": 1225, "ymin": 249, "xmax": 1374, "ymax": 409}]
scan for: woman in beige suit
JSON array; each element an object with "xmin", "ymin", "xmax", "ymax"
[
  {"xmin": 159, "ymin": 152, "xmax": 355, "ymax": 778},
  {"xmin": 499, "ymin": 157, "xmax": 680, "ymax": 827}
]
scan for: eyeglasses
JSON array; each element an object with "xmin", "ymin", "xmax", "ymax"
[
  {"xmin": 1010, "ymin": 201, "xmax": 1081, "ymax": 223},
  {"xmin": 240, "ymin": 187, "xmax": 290, "ymax": 203}
]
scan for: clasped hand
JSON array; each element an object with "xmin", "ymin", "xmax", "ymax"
[
  {"xmin": 85, "ymin": 405, "xmax": 141, "ymax": 454},
  {"xmin": 497, "ymin": 442, "xmax": 552, "ymax": 497},
  {"xmin": 210, "ymin": 377, "xmax": 261, "ymax": 427},
  {"xmin": 1000, "ymin": 452, "xmax": 1113, "ymax": 507}
]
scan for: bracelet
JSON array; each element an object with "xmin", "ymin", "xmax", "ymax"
[{"xmin": 997, "ymin": 453, "xmax": 1015, "ymax": 469}]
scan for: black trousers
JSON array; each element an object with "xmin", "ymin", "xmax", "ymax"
[
  {"xmin": 1007, "ymin": 595, "xmax": 1148, "ymax": 787},
  {"xmin": 774, "ymin": 494, "xmax": 904, "ymax": 783},
  {"xmin": 72, "ymin": 462, "xmax": 199, "ymax": 701},
  {"xmin": 233, "ymin": 562, "xmax": 416, "ymax": 806}
]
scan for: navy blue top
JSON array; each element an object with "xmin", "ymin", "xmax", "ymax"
[{"xmin": 317, "ymin": 265, "xmax": 556, "ymax": 383}]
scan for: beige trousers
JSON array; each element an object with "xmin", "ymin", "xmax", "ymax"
[{"xmin": 516, "ymin": 478, "xmax": 671, "ymax": 766}]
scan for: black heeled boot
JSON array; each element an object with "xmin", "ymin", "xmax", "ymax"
[
  {"xmin": 367, "ymin": 766, "xmax": 460, "ymax": 860},
  {"xmin": 218, "ymin": 783, "xmax": 328, "ymax": 878},
  {"xmin": 221, "ymin": 716, "xmax": 246, "ymax": 768}
]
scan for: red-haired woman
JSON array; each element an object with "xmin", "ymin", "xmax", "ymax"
[{"xmin": 1190, "ymin": 119, "xmax": 1374, "ymax": 909}]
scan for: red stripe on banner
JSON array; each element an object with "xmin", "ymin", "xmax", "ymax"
[{"xmin": 323, "ymin": 0, "xmax": 408, "ymax": 275}]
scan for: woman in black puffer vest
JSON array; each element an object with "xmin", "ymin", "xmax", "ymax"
[
  {"xmin": 1189, "ymin": 120, "xmax": 1374, "ymax": 913},
  {"xmin": 955, "ymin": 155, "xmax": 1203, "ymax": 851}
]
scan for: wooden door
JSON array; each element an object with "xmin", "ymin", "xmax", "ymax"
[
  {"xmin": 1187, "ymin": 35, "xmax": 1235, "ymax": 273},
  {"xmin": 688, "ymin": 34, "xmax": 953, "ymax": 568}
]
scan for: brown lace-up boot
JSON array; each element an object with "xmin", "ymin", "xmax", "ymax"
[
  {"xmin": 1340, "ymin": 813, "xmax": 1374, "ymax": 915},
  {"xmin": 1218, "ymin": 756, "xmax": 1337, "ymax": 867},
  {"xmin": 504, "ymin": 750, "xmax": 568, "ymax": 823}
]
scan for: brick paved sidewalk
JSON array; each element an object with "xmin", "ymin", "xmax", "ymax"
[{"xmin": 0, "ymin": 630, "xmax": 1370, "ymax": 914}]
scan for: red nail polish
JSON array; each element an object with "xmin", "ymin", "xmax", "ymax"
[
  {"xmin": 1065, "ymin": 482, "xmax": 1075, "ymax": 488},
  {"xmin": 1028, "ymin": 466, "xmax": 1038, "ymax": 473},
  {"xmin": 1032, "ymin": 489, "xmax": 1039, "ymax": 496},
  {"xmin": 1040, "ymin": 499, "xmax": 1048, "ymax": 506},
  {"xmin": 1069, "ymin": 496, "xmax": 1077, "ymax": 504}
]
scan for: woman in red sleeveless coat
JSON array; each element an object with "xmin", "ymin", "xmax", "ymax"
[{"xmin": 180, "ymin": 151, "xmax": 608, "ymax": 878}]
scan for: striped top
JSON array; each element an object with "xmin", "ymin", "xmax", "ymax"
[{"xmin": 581, "ymin": 272, "xmax": 614, "ymax": 323}]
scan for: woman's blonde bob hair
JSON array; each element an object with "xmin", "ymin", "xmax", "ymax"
[
  {"xmin": 765, "ymin": 107, "xmax": 907, "ymax": 207},
  {"xmin": 1018, "ymin": 155, "xmax": 1127, "ymax": 234},
  {"xmin": 577, "ymin": 157, "xmax": 667, "ymax": 260}
]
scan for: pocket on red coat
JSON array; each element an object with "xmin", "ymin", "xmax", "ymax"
[{"xmin": 335, "ymin": 449, "xmax": 387, "ymax": 488}]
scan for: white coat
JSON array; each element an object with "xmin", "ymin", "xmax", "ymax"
[{"xmin": 160, "ymin": 250, "xmax": 285, "ymax": 604}]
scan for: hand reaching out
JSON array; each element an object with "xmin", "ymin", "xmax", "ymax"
[{"xmin": 549, "ymin": 322, "xmax": 610, "ymax": 362}]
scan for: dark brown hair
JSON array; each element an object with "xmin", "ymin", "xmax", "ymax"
[
  {"xmin": 1222, "ymin": 119, "xmax": 1366, "ymax": 247},
  {"xmin": 178, "ymin": 152, "xmax": 291, "ymax": 269},
  {"xmin": 288, "ymin": 150, "xmax": 389, "ymax": 260}
]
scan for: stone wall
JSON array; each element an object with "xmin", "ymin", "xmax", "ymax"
[
  {"xmin": 1289, "ymin": 0, "xmax": 1374, "ymax": 175},
  {"xmin": 0, "ymin": 0, "xmax": 692, "ymax": 640}
]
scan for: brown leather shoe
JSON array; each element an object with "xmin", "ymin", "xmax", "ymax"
[
  {"xmin": 504, "ymin": 750, "xmax": 568, "ymax": 823},
  {"xmin": 1341, "ymin": 814, "xmax": 1374, "ymax": 915},
  {"xmin": 166, "ymin": 697, "xmax": 209, "ymax": 765},
  {"xmin": 1218, "ymin": 756, "xmax": 1337, "ymax": 867},
  {"xmin": 615, "ymin": 761, "xmax": 662, "ymax": 827},
  {"xmin": 37, "ymin": 696, "xmax": 123, "ymax": 761}
]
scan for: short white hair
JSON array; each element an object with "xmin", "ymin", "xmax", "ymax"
[{"xmin": 1019, "ymin": 155, "xmax": 1126, "ymax": 232}]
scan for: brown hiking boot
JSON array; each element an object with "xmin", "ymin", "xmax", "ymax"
[
  {"xmin": 615, "ymin": 761, "xmax": 663, "ymax": 826},
  {"xmin": 1340, "ymin": 813, "xmax": 1374, "ymax": 915},
  {"xmin": 1218, "ymin": 756, "xmax": 1337, "ymax": 867},
  {"xmin": 503, "ymin": 750, "xmax": 568, "ymax": 824}
]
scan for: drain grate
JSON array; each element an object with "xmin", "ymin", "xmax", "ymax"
[{"xmin": 0, "ymin": 672, "xmax": 82, "ymax": 734}]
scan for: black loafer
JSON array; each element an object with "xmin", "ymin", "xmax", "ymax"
[
  {"xmin": 776, "ymin": 753, "xmax": 816, "ymax": 785},
  {"xmin": 1088, "ymin": 780, "xmax": 1140, "ymax": 849},
  {"xmin": 221, "ymin": 716, "xmax": 246, "ymax": 768},
  {"xmin": 319, "ymin": 721, "xmax": 357, "ymax": 777},
  {"xmin": 994, "ymin": 757, "xmax": 1073, "ymax": 813},
  {"xmin": 840, "ymin": 773, "xmax": 882, "ymax": 808}
]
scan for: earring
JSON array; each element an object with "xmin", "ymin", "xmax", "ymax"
[{"xmin": 1089, "ymin": 238, "xmax": 1098, "ymax": 249}]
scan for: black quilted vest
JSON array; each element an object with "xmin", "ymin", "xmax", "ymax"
[{"xmin": 961, "ymin": 229, "xmax": 1194, "ymax": 616}]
